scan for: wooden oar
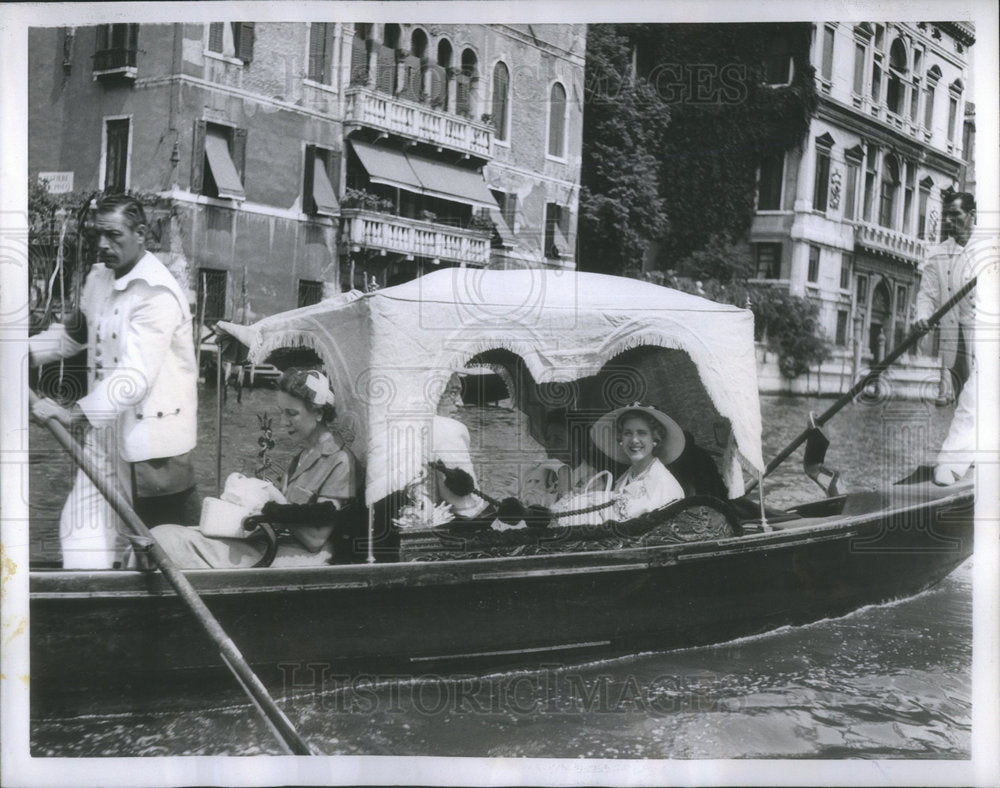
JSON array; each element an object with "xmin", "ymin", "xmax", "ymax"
[
  {"xmin": 746, "ymin": 275, "xmax": 977, "ymax": 494},
  {"xmin": 29, "ymin": 390, "xmax": 313, "ymax": 756}
]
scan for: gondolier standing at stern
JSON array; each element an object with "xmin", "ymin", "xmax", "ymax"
[
  {"xmin": 30, "ymin": 194, "xmax": 199, "ymax": 568},
  {"xmin": 912, "ymin": 191, "xmax": 978, "ymax": 486}
]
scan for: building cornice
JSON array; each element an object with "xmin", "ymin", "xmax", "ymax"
[
  {"xmin": 932, "ymin": 22, "xmax": 976, "ymax": 48},
  {"xmin": 816, "ymin": 96, "xmax": 964, "ymax": 178}
]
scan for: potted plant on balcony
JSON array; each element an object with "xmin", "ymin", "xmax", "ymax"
[
  {"xmin": 342, "ymin": 188, "xmax": 395, "ymax": 214},
  {"xmin": 469, "ymin": 210, "xmax": 495, "ymax": 234}
]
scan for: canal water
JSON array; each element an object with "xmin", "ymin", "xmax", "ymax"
[{"xmin": 28, "ymin": 386, "xmax": 972, "ymax": 758}]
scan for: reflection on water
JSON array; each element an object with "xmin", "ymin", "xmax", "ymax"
[{"xmin": 29, "ymin": 391, "xmax": 971, "ymax": 758}]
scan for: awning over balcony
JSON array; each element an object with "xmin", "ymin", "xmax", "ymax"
[
  {"xmin": 204, "ymin": 130, "xmax": 245, "ymax": 200},
  {"xmin": 350, "ymin": 140, "xmax": 497, "ymax": 210},
  {"xmin": 405, "ymin": 156, "xmax": 497, "ymax": 210},
  {"xmin": 351, "ymin": 140, "xmax": 424, "ymax": 193}
]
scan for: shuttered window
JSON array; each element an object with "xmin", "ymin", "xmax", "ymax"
[
  {"xmin": 398, "ymin": 55, "xmax": 421, "ymax": 101},
  {"xmin": 207, "ymin": 22, "xmax": 253, "ymax": 62},
  {"xmin": 192, "ymin": 120, "xmax": 247, "ymax": 200},
  {"xmin": 375, "ymin": 44, "xmax": 395, "ymax": 93},
  {"xmin": 308, "ymin": 23, "xmax": 335, "ymax": 83},
  {"xmin": 350, "ymin": 32, "xmax": 369, "ymax": 85},
  {"xmin": 233, "ymin": 22, "xmax": 254, "ymax": 63},
  {"xmin": 491, "ymin": 62, "xmax": 510, "ymax": 141},
  {"xmin": 303, "ymin": 145, "xmax": 340, "ymax": 216},
  {"xmin": 208, "ymin": 23, "xmax": 224, "ymax": 53},
  {"xmin": 547, "ymin": 83, "xmax": 566, "ymax": 158},
  {"xmin": 424, "ymin": 63, "xmax": 447, "ymax": 108},
  {"xmin": 455, "ymin": 73, "xmax": 472, "ymax": 118}
]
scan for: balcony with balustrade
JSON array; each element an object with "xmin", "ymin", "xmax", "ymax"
[
  {"xmin": 341, "ymin": 208, "xmax": 492, "ymax": 267},
  {"xmin": 854, "ymin": 222, "xmax": 926, "ymax": 264},
  {"xmin": 344, "ymin": 85, "xmax": 493, "ymax": 161}
]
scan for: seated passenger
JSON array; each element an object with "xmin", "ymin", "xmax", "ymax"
[
  {"xmin": 426, "ymin": 373, "xmax": 490, "ymax": 520},
  {"xmin": 149, "ymin": 368, "xmax": 362, "ymax": 568},
  {"xmin": 591, "ymin": 404, "xmax": 686, "ymax": 521}
]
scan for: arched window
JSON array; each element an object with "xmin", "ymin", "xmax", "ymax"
[
  {"xmin": 410, "ymin": 28, "xmax": 428, "ymax": 59},
  {"xmin": 456, "ymin": 48, "xmax": 478, "ymax": 118},
  {"xmin": 491, "ymin": 61, "xmax": 510, "ymax": 141},
  {"xmin": 547, "ymin": 82, "xmax": 566, "ymax": 158},
  {"xmin": 886, "ymin": 38, "xmax": 908, "ymax": 115},
  {"xmin": 398, "ymin": 29, "xmax": 427, "ymax": 102},
  {"xmin": 431, "ymin": 39, "xmax": 452, "ymax": 110},
  {"xmin": 383, "ymin": 24, "xmax": 400, "ymax": 49},
  {"xmin": 879, "ymin": 155, "xmax": 900, "ymax": 228}
]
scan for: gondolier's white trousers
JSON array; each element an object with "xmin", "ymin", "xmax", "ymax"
[
  {"xmin": 935, "ymin": 360, "xmax": 976, "ymax": 482},
  {"xmin": 59, "ymin": 426, "xmax": 129, "ymax": 569}
]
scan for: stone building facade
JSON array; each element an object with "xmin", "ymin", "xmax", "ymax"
[
  {"xmin": 749, "ymin": 21, "xmax": 975, "ymax": 372},
  {"xmin": 28, "ymin": 21, "xmax": 585, "ymax": 320}
]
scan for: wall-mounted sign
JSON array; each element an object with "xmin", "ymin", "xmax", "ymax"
[{"xmin": 38, "ymin": 171, "xmax": 74, "ymax": 194}]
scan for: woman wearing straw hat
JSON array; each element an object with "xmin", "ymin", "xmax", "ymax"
[{"xmin": 591, "ymin": 404, "xmax": 686, "ymax": 521}]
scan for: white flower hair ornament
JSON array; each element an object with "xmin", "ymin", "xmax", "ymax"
[{"xmin": 304, "ymin": 370, "xmax": 336, "ymax": 408}]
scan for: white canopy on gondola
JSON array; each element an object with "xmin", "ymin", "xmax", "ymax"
[{"xmin": 218, "ymin": 269, "xmax": 763, "ymax": 505}]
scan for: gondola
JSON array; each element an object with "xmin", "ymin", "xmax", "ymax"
[{"xmin": 29, "ymin": 269, "xmax": 975, "ymax": 716}]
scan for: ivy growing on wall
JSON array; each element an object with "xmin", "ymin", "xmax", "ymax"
[
  {"xmin": 636, "ymin": 22, "xmax": 818, "ymax": 264},
  {"xmin": 577, "ymin": 25, "xmax": 670, "ymax": 275},
  {"xmin": 578, "ymin": 24, "xmax": 825, "ymax": 377},
  {"xmin": 579, "ymin": 23, "xmax": 817, "ymax": 270}
]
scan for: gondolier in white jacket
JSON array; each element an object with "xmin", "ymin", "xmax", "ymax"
[
  {"xmin": 30, "ymin": 194, "xmax": 199, "ymax": 568},
  {"xmin": 912, "ymin": 191, "xmax": 978, "ymax": 486}
]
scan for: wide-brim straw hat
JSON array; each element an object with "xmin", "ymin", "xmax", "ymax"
[{"xmin": 590, "ymin": 404, "xmax": 686, "ymax": 465}]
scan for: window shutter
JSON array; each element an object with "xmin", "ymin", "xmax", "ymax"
[
  {"xmin": 325, "ymin": 149, "xmax": 340, "ymax": 195},
  {"xmin": 96, "ymin": 25, "xmax": 109, "ymax": 51},
  {"xmin": 303, "ymin": 145, "xmax": 317, "ymax": 214},
  {"xmin": 398, "ymin": 55, "xmax": 421, "ymax": 101},
  {"xmin": 455, "ymin": 73, "xmax": 471, "ymax": 117},
  {"xmin": 208, "ymin": 23, "xmax": 224, "ymax": 53},
  {"xmin": 308, "ymin": 24, "xmax": 325, "ymax": 81},
  {"xmin": 191, "ymin": 119, "xmax": 207, "ymax": 193},
  {"xmin": 236, "ymin": 22, "xmax": 254, "ymax": 63},
  {"xmin": 492, "ymin": 63, "xmax": 509, "ymax": 140},
  {"xmin": 548, "ymin": 84, "xmax": 566, "ymax": 157},
  {"xmin": 350, "ymin": 34, "xmax": 368, "ymax": 84},
  {"xmin": 127, "ymin": 24, "xmax": 139, "ymax": 51},
  {"xmin": 232, "ymin": 127, "xmax": 248, "ymax": 183},
  {"xmin": 376, "ymin": 45, "xmax": 395, "ymax": 93},
  {"xmin": 424, "ymin": 63, "xmax": 446, "ymax": 107},
  {"xmin": 324, "ymin": 24, "xmax": 336, "ymax": 84}
]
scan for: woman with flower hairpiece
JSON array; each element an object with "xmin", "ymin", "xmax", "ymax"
[
  {"xmin": 590, "ymin": 403, "xmax": 686, "ymax": 522},
  {"xmin": 150, "ymin": 368, "xmax": 363, "ymax": 567}
]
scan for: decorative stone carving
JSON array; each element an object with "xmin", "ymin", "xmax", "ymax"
[{"xmin": 829, "ymin": 169, "xmax": 843, "ymax": 210}]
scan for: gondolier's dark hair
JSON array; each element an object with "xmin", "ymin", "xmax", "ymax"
[
  {"xmin": 943, "ymin": 190, "xmax": 976, "ymax": 212},
  {"xmin": 278, "ymin": 367, "xmax": 337, "ymax": 424},
  {"xmin": 95, "ymin": 194, "xmax": 147, "ymax": 230}
]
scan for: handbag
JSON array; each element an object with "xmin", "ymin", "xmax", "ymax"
[
  {"xmin": 199, "ymin": 473, "xmax": 287, "ymax": 539},
  {"xmin": 549, "ymin": 471, "xmax": 617, "ymax": 527}
]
